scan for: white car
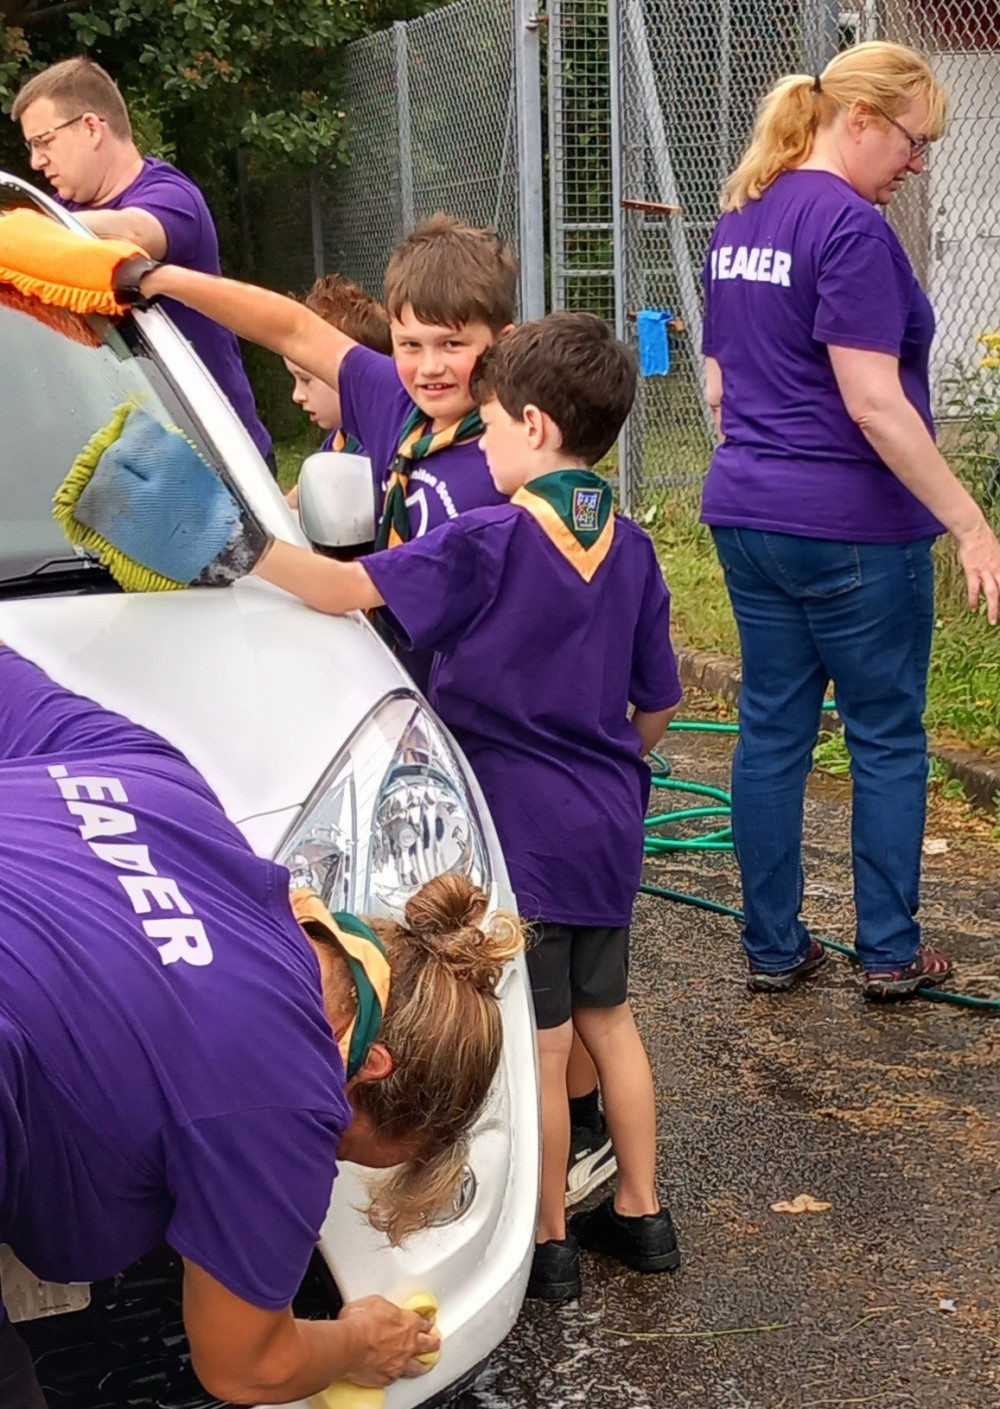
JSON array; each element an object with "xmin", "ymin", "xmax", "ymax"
[{"xmin": 0, "ymin": 171, "xmax": 538, "ymax": 1408}]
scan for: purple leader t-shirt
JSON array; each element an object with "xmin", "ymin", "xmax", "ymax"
[
  {"xmin": 701, "ymin": 169, "xmax": 942, "ymax": 543},
  {"xmin": 0, "ymin": 651, "xmax": 348, "ymax": 1320},
  {"xmin": 64, "ymin": 158, "xmax": 271, "ymax": 458},
  {"xmin": 364, "ymin": 504, "xmax": 682, "ymax": 926}
]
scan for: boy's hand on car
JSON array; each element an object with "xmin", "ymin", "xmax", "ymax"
[{"xmin": 336, "ymin": 1294, "xmax": 440, "ymax": 1385}]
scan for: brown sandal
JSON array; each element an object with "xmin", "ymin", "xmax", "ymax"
[{"xmin": 862, "ymin": 944, "xmax": 952, "ymax": 1002}]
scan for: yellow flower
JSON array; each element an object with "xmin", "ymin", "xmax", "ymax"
[
  {"xmin": 979, "ymin": 355, "xmax": 1000, "ymax": 371},
  {"xmin": 976, "ymin": 331, "xmax": 1000, "ymax": 350}
]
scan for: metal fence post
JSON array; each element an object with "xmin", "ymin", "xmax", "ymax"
[
  {"xmin": 800, "ymin": 0, "xmax": 841, "ymax": 75},
  {"xmin": 393, "ymin": 20, "xmax": 416, "ymax": 236},
  {"xmin": 623, "ymin": 0, "xmax": 715, "ymax": 442},
  {"xmin": 308, "ymin": 170, "xmax": 325, "ymax": 279},
  {"xmin": 608, "ymin": 0, "xmax": 633, "ymax": 512},
  {"xmin": 514, "ymin": 0, "xmax": 547, "ymax": 319}
]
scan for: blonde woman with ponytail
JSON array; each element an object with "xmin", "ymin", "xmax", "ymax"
[
  {"xmin": 0, "ymin": 646, "xmax": 522, "ymax": 1409},
  {"xmin": 700, "ymin": 42, "xmax": 1000, "ymax": 1002}
]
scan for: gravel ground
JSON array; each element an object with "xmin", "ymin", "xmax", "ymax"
[{"xmin": 455, "ymin": 704, "xmax": 999, "ymax": 1409}]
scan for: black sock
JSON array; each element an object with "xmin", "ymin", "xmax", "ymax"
[{"xmin": 569, "ymin": 1087, "xmax": 601, "ymax": 1132}]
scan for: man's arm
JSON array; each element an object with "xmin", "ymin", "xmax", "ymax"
[
  {"xmin": 183, "ymin": 1261, "xmax": 437, "ymax": 1403},
  {"xmin": 252, "ymin": 539, "xmax": 384, "ymax": 616},
  {"xmin": 632, "ymin": 704, "xmax": 679, "ymax": 756},
  {"xmin": 135, "ymin": 264, "xmax": 356, "ymax": 390},
  {"xmin": 75, "ymin": 207, "xmax": 168, "ymax": 260}
]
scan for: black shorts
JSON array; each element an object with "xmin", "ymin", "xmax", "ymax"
[
  {"xmin": 0, "ymin": 1319, "xmax": 47, "ymax": 1409},
  {"xmin": 525, "ymin": 922, "xmax": 630, "ymax": 1029}
]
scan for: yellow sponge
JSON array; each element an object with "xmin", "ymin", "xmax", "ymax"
[{"xmin": 308, "ymin": 1294, "xmax": 440, "ymax": 1409}]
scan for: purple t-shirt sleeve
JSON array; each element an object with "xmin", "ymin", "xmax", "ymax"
[
  {"xmin": 813, "ymin": 231, "xmax": 910, "ymax": 356},
  {"xmin": 338, "ymin": 346, "xmax": 412, "ymax": 484},
  {"xmin": 364, "ymin": 517, "xmax": 499, "ymax": 653},
  {"xmin": 120, "ymin": 170, "xmax": 205, "ymax": 267},
  {"xmin": 628, "ymin": 545, "xmax": 683, "ymax": 712},
  {"xmin": 165, "ymin": 1105, "xmax": 341, "ymax": 1311},
  {"xmin": 0, "ymin": 649, "xmax": 189, "ymax": 768}
]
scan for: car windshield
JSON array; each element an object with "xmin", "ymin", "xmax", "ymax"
[{"xmin": 0, "ymin": 182, "xmax": 264, "ymax": 594}]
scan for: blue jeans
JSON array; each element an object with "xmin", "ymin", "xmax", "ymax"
[{"xmin": 711, "ymin": 528, "xmax": 935, "ymax": 974}]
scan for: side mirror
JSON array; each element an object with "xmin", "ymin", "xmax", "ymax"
[{"xmin": 298, "ymin": 451, "xmax": 376, "ymax": 560}]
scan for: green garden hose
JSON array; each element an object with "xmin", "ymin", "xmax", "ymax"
[{"xmin": 644, "ymin": 721, "xmax": 1000, "ymax": 1014}]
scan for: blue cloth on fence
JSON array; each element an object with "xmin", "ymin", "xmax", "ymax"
[
  {"xmin": 637, "ymin": 309, "xmax": 672, "ymax": 377},
  {"xmin": 74, "ymin": 409, "xmax": 241, "ymax": 583}
]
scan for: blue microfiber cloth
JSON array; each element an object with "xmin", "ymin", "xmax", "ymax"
[
  {"xmin": 637, "ymin": 308, "xmax": 672, "ymax": 377},
  {"xmin": 58, "ymin": 404, "xmax": 242, "ymax": 587}
]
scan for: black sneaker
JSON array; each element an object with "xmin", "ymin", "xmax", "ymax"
[
  {"xmin": 570, "ymin": 1195, "xmax": 680, "ymax": 1274},
  {"xmin": 566, "ymin": 1118, "xmax": 617, "ymax": 1208},
  {"xmin": 747, "ymin": 938, "xmax": 827, "ymax": 993},
  {"xmin": 526, "ymin": 1235, "xmax": 582, "ymax": 1303}
]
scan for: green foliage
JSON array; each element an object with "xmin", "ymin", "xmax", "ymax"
[
  {"xmin": 0, "ymin": 1, "xmax": 443, "ymax": 184},
  {"xmin": 812, "ymin": 730, "xmax": 851, "ymax": 778},
  {"xmin": 643, "ymin": 422, "xmax": 999, "ymax": 752}
]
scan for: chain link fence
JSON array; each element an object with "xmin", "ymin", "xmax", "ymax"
[
  {"xmin": 324, "ymin": 0, "xmax": 523, "ymax": 302},
  {"xmin": 246, "ymin": 0, "xmax": 995, "ymax": 521},
  {"xmin": 572, "ymin": 0, "xmax": 999, "ymax": 515}
]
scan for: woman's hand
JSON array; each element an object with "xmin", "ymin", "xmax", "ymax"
[
  {"xmin": 956, "ymin": 518, "xmax": 1000, "ymax": 625},
  {"xmin": 336, "ymin": 1295, "xmax": 440, "ymax": 1386}
]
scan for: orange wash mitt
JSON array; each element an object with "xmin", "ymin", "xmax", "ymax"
[{"xmin": 0, "ymin": 207, "xmax": 145, "ymax": 317}]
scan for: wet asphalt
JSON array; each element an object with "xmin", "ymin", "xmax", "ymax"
[{"xmin": 453, "ymin": 712, "xmax": 999, "ymax": 1409}]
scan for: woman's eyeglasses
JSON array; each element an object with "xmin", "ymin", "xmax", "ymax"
[{"xmin": 870, "ymin": 104, "xmax": 930, "ymax": 160}]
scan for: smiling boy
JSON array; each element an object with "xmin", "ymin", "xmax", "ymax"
[{"xmin": 126, "ymin": 214, "xmax": 517, "ymax": 551}]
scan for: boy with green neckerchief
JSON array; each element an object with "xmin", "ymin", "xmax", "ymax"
[{"xmin": 126, "ymin": 212, "xmax": 517, "ymax": 686}]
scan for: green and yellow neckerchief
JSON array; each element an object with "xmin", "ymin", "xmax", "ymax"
[
  {"xmin": 373, "ymin": 403, "xmax": 484, "ymax": 551},
  {"xmin": 328, "ymin": 428, "xmax": 362, "ymax": 455},
  {"xmin": 512, "ymin": 469, "xmax": 616, "ymax": 581},
  {"xmin": 290, "ymin": 889, "xmax": 392, "ymax": 1080}
]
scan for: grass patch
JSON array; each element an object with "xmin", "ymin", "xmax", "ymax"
[
  {"xmin": 642, "ymin": 492, "xmax": 999, "ymax": 755},
  {"xmin": 272, "ymin": 427, "xmax": 322, "ymax": 493}
]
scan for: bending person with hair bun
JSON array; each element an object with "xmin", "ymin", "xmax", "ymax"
[
  {"xmin": 0, "ymin": 646, "xmax": 522, "ymax": 1409},
  {"xmin": 700, "ymin": 41, "xmax": 1000, "ymax": 1002}
]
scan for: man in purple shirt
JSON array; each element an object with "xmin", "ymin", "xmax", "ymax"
[
  {"xmin": 12, "ymin": 57, "xmax": 273, "ymax": 468},
  {"xmin": 0, "ymin": 648, "xmax": 528, "ymax": 1407},
  {"xmin": 246, "ymin": 313, "xmax": 685, "ymax": 1306}
]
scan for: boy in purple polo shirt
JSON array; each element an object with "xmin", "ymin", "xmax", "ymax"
[
  {"xmin": 128, "ymin": 213, "xmax": 516, "ymax": 690},
  {"xmin": 283, "ymin": 274, "xmax": 393, "ymax": 510},
  {"xmin": 251, "ymin": 312, "xmax": 685, "ymax": 1303}
]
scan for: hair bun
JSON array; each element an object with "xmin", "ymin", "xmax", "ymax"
[
  {"xmin": 402, "ymin": 875, "xmax": 523, "ymax": 992},
  {"xmin": 404, "ymin": 873, "xmax": 487, "ymax": 938}
]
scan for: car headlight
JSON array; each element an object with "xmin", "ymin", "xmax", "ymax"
[{"xmin": 276, "ymin": 691, "xmax": 491, "ymax": 921}]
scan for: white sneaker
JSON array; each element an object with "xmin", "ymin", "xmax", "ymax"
[{"xmin": 565, "ymin": 1120, "xmax": 617, "ymax": 1207}]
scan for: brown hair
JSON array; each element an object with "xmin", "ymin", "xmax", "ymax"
[
  {"xmin": 382, "ymin": 213, "xmax": 518, "ymax": 334},
  {"xmin": 13, "ymin": 58, "xmax": 132, "ymax": 142},
  {"xmin": 721, "ymin": 41, "xmax": 947, "ymax": 212},
  {"xmin": 354, "ymin": 875, "xmax": 523, "ymax": 1244},
  {"xmin": 302, "ymin": 275, "xmax": 392, "ymax": 356},
  {"xmin": 470, "ymin": 311, "xmax": 636, "ymax": 465}
]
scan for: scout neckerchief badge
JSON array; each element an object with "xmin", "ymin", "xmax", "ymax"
[
  {"xmin": 513, "ymin": 469, "xmax": 615, "ymax": 581},
  {"xmin": 328, "ymin": 428, "xmax": 362, "ymax": 455},
  {"xmin": 373, "ymin": 402, "xmax": 484, "ymax": 551},
  {"xmin": 290, "ymin": 889, "xmax": 392, "ymax": 1080}
]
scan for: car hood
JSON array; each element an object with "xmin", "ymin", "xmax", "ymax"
[{"xmin": 0, "ymin": 580, "xmax": 412, "ymax": 830}]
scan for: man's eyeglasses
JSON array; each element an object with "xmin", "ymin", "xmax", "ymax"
[
  {"xmin": 23, "ymin": 113, "xmax": 86, "ymax": 155},
  {"xmin": 870, "ymin": 104, "xmax": 930, "ymax": 160}
]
